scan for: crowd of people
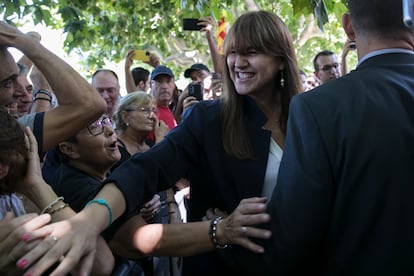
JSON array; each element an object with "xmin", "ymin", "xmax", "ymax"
[{"xmin": 1, "ymin": 0, "xmax": 414, "ymax": 275}]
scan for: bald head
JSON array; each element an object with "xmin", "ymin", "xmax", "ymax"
[{"xmin": 92, "ymin": 69, "xmax": 121, "ymax": 116}]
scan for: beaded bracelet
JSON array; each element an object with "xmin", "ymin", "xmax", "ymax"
[
  {"xmin": 209, "ymin": 216, "xmax": 228, "ymax": 249},
  {"xmin": 85, "ymin": 198, "xmax": 113, "ymax": 227},
  {"xmin": 33, "ymin": 89, "xmax": 52, "ymax": 100},
  {"xmin": 33, "ymin": 97, "xmax": 52, "ymax": 103},
  {"xmin": 41, "ymin": 196, "xmax": 65, "ymax": 214},
  {"xmin": 48, "ymin": 203, "xmax": 69, "ymax": 215}
]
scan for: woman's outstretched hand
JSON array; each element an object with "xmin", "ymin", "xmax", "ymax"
[{"xmin": 218, "ymin": 197, "xmax": 271, "ymax": 253}]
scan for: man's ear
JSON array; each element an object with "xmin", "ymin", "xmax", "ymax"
[
  {"xmin": 58, "ymin": 142, "xmax": 80, "ymax": 160},
  {"xmin": 342, "ymin": 13, "xmax": 356, "ymax": 41},
  {"xmin": 0, "ymin": 163, "xmax": 10, "ymax": 179}
]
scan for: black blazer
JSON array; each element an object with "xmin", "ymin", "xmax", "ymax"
[
  {"xmin": 265, "ymin": 52, "xmax": 414, "ymax": 275},
  {"xmin": 106, "ymin": 96, "xmax": 273, "ymax": 275}
]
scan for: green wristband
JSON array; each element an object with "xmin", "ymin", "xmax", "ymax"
[{"xmin": 85, "ymin": 198, "xmax": 113, "ymax": 227}]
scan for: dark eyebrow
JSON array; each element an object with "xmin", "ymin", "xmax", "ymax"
[{"xmin": 0, "ymin": 74, "xmax": 18, "ymax": 84}]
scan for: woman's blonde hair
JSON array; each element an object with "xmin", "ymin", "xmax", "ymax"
[
  {"xmin": 114, "ymin": 91, "xmax": 154, "ymax": 132},
  {"xmin": 220, "ymin": 10, "xmax": 301, "ymax": 159}
]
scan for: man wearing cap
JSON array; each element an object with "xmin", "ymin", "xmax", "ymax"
[
  {"xmin": 184, "ymin": 63, "xmax": 210, "ymax": 82},
  {"xmin": 173, "ymin": 63, "xmax": 214, "ymax": 124},
  {"xmin": 184, "ymin": 63, "xmax": 213, "ymax": 100},
  {"xmin": 150, "ymin": 65, "xmax": 177, "ymax": 131}
]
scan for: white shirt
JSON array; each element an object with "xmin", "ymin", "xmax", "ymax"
[{"xmin": 262, "ymin": 138, "xmax": 283, "ymax": 198}]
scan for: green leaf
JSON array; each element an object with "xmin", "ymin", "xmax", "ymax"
[{"xmin": 292, "ymin": 0, "xmax": 313, "ymax": 15}]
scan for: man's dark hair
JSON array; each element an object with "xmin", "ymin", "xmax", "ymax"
[
  {"xmin": 313, "ymin": 50, "xmax": 335, "ymax": 71},
  {"xmin": 348, "ymin": 0, "xmax": 411, "ymax": 39},
  {"xmin": 131, "ymin": 67, "xmax": 150, "ymax": 86}
]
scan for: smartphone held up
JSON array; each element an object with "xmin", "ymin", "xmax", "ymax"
[
  {"xmin": 183, "ymin": 18, "xmax": 202, "ymax": 31},
  {"xmin": 188, "ymin": 83, "xmax": 203, "ymax": 101},
  {"xmin": 133, "ymin": 50, "xmax": 151, "ymax": 62}
]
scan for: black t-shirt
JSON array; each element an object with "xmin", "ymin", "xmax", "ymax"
[{"xmin": 49, "ymin": 163, "xmax": 135, "ymax": 240}]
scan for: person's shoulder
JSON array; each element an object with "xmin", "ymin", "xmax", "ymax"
[
  {"xmin": 17, "ymin": 113, "xmax": 37, "ymax": 128},
  {"xmin": 185, "ymin": 99, "xmax": 220, "ymax": 115},
  {"xmin": 291, "ymin": 76, "xmax": 356, "ymax": 113},
  {"xmin": 303, "ymin": 74, "xmax": 356, "ymax": 98},
  {"xmin": 181, "ymin": 99, "xmax": 220, "ymax": 126},
  {"xmin": 194, "ymin": 98, "xmax": 221, "ymax": 113},
  {"xmin": 17, "ymin": 112, "xmax": 45, "ymax": 129},
  {"xmin": 54, "ymin": 164, "xmax": 97, "ymax": 185}
]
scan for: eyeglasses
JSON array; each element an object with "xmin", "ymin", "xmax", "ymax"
[
  {"xmin": 319, "ymin": 63, "xmax": 339, "ymax": 72},
  {"xmin": 126, "ymin": 107, "xmax": 158, "ymax": 116},
  {"xmin": 87, "ymin": 117, "xmax": 113, "ymax": 136}
]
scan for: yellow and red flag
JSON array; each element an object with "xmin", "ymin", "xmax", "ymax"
[{"xmin": 217, "ymin": 11, "xmax": 227, "ymax": 54}]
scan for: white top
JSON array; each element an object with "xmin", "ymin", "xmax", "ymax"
[{"xmin": 262, "ymin": 138, "xmax": 283, "ymax": 199}]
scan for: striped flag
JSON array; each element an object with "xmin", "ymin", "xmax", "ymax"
[{"xmin": 217, "ymin": 12, "xmax": 227, "ymax": 54}]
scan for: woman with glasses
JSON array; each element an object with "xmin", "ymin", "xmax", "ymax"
[
  {"xmin": 112, "ymin": 92, "xmax": 170, "ymax": 226},
  {"xmin": 112, "ymin": 91, "xmax": 174, "ymax": 275},
  {"xmin": 112, "ymin": 92, "xmax": 169, "ymax": 170},
  {"xmin": 51, "ymin": 116, "xmax": 120, "ymax": 212}
]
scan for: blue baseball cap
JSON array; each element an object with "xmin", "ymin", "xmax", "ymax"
[{"xmin": 150, "ymin": 65, "xmax": 174, "ymax": 80}]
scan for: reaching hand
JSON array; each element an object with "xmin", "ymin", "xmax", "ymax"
[
  {"xmin": 14, "ymin": 127, "xmax": 44, "ymax": 194},
  {"xmin": 203, "ymin": 208, "xmax": 228, "ymax": 221},
  {"xmin": 0, "ymin": 212, "xmax": 52, "ymax": 273},
  {"xmin": 183, "ymin": 95, "xmax": 199, "ymax": 114},
  {"xmin": 139, "ymin": 194, "xmax": 161, "ymax": 222},
  {"xmin": 18, "ymin": 213, "xmax": 99, "ymax": 276},
  {"xmin": 144, "ymin": 52, "xmax": 161, "ymax": 68},
  {"xmin": 153, "ymin": 116, "xmax": 170, "ymax": 143},
  {"xmin": 342, "ymin": 38, "xmax": 356, "ymax": 58},
  {"xmin": 217, "ymin": 197, "xmax": 271, "ymax": 253},
  {"xmin": 125, "ymin": 48, "xmax": 135, "ymax": 70},
  {"xmin": 199, "ymin": 16, "xmax": 215, "ymax": 35}
]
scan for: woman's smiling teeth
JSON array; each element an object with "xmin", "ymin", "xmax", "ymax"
[{"xmin": 237, "ymin": 72, "xmax": 254, "ymax": 80}]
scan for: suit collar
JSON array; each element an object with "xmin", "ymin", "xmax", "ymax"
[{"xmin": 358, "ymin": 50, "xmax": 414, "ymax": 69}]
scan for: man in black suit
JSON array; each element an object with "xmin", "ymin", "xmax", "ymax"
[{"xmin": 265, "ymin": 0, "xmax": 414, "ymax": 275}]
